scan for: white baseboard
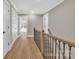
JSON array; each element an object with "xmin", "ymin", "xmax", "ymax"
[
  {"xmin": 3, "ymin": 46, "xmax": 11, "ymax": 58},
  {"xmin": 3, "ymin": 33, "xmax": 23, "ymax": 58},
  {"xmin": 27, "ymin": 35, "xmax": 34, "ymax": 37}
]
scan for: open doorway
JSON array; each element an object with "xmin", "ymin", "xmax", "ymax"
[{"xmin": 19, "ymin": 15, "xmax": 28, "ymax": 34}]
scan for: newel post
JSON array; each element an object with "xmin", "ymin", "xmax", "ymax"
[
  {"xmin": 41, "ymin": 30, "xmax": 44, "ymax": 55},
  {"xmin": 33, "ymin": 28, "xmax": 35, "ymax": 40}
]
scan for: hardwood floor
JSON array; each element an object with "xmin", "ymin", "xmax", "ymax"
[{"xmin": 4, "ymin": 33, "xmax": 44, "ymax": 59}]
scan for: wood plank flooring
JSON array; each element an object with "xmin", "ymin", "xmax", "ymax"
[{"xmin": 4, "ymin": 33, "xmax": 44, "ymax": 59}]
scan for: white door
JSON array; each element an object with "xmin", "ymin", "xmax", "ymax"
[{"xmin": 3, "ymin": 0, "xmax": 10, "ymax": 56}]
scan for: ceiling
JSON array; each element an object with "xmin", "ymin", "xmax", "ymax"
[{"xmin": 11, "ymin": 0, "xmax": 64, "ymax": 14}]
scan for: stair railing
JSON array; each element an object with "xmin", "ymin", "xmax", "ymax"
[{"xmin": 34, "ymin": 28, "xmax": 75, "ymax": 59}]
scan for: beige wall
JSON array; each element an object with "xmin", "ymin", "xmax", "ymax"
[
  {"xmin": 48, "ymin": 0, "xmax": 75, "ymax": 40},
  {"xmin": 48, "ymin": 0, "xmax": 75, "ymax": 59},
  {"xmin": 27, "ymin": 15, "xmax": 43, "ymax": 36}
]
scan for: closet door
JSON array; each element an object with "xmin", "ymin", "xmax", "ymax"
[{"xmin": 3, "ymin": 0, "xmax": 10, "ymax": 56}]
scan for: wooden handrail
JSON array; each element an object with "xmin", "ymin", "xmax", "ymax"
[
  {"xmin": 34, "ymin": 28, "xmax": 42, "ymax": 33},
  {"xmin": 43, "ymin": 32, "xmax": 75, "ymax": 47},
  {"xmin": 54, "ymin": 36, "xmax": 75, "ymax": 47},
  {"xmin": 48, "ymin": 28, "xmax": 75, "ymax": 47}
]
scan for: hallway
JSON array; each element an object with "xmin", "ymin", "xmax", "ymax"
[
  {"xmin": 3, "ymin": 0, "xmax": 75, "ymax": 59},
  {"xmin": 4, "ymin": 33, "xmax": 44, "ymax": 59}
]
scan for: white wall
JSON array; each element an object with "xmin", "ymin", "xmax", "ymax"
[
  {"xmin": 3, "ymin": 0, "xmax": 10, "ymax": 56},
  {"xmin": 43, "ymin": 13, "xmax": 48, "ymax": 33},
  {"xmin": 12, "ymin": 8, "xmax": 18, "ymax": 42}
]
